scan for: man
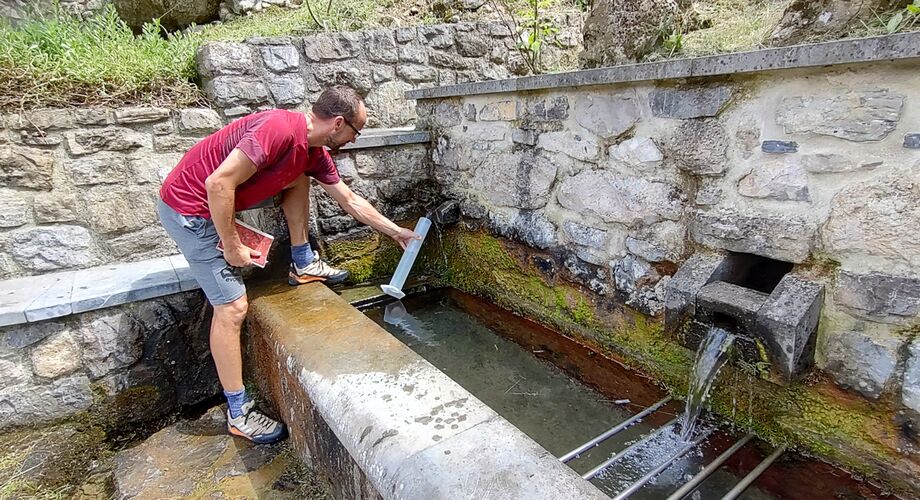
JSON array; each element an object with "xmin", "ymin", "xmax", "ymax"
[{"xmin": 157, "ymin": 85, "xmax": 418, "ymax": 444}]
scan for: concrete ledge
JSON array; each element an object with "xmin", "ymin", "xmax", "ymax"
[
  {"xmin": 248, "ymin": 282, "xmax": 607, "ymax": 500},
  {"xmin": 405, "ymin": 32, "xmax": 920, "ymax": 100},
  {"xmin": 342, "ymin": 127, "xmax": 431, "ymax": 150},
  {"xmin": 0, "ymin": 254, "xmax": 199, "ymax": 327}
]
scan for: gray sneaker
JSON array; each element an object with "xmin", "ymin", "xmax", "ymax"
[
  {"xmin": 227, "ymin": 400, "xmax": 287, "ymax": 444},
  {"xmin": 288, "ymin": 251, "xmax": 349, "ymax": 285}
]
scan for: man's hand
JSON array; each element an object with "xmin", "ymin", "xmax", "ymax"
[
  {"xmin": 224, "ymin": 243, "xmax": 262, "ymax": 267},
  {"xmin": 392, "ymin": 228, "xmax": 421, "ymax": 250}
]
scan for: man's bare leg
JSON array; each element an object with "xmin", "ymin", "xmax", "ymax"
[{"xmin": 210, "ymin": 294, "xmax": 248, "ymax": 392}]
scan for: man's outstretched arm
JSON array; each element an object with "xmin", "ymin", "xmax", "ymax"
[{"xmin": 319, "ymin": 180, "xmax": 417, "ymax": 249}]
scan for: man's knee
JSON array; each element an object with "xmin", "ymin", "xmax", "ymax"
[{"xmin": 215, "ymin": 295, "xmax": 248, "ymax": 324}]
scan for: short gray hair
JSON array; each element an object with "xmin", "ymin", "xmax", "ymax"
[{"xmin": 313, "ymin": 85, "xmax": 364, "ymax": 123}]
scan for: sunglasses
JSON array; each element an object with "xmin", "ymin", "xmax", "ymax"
[{"xmin": 341, "ymin": 116, "xmax": 361, "ymax": 138}]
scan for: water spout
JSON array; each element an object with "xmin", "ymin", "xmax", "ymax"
[{"xmin": 680, "ymin": 326, "xmax": 735, "ymax": 441}]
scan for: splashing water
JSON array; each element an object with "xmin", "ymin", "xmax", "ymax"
[{"xmin": 680, "ymin": 326, "xmax": 735, "ymax": 441}]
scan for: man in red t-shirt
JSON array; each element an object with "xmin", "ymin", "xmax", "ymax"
[{"xmin": 157, "ymin": 86, "xmax": 418, "ymax": 444}]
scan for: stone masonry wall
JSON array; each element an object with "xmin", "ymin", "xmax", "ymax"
[
  {"xmin": 197, "ymin": 19, "xmax": 583, "ymax": 127},
  {"xmin": 421, "ymin": 60, "xmax": 920, "ymax": 418},
  {"xmin": 0, "ymin": 291, "xmax": 216, "ymax": 430}
]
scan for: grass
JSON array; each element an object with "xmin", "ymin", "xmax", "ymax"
[{"xmin": 680, "ymin": 0, "xmax": 792, "ymax": 57}]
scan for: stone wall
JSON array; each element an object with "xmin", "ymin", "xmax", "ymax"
[
  {"xmin": 0, "ymin": 0, "xmax": 109, "ymax": 24},
  {"xmin": 0, "ymin": 107, "xmax": 222, "ymax": 279},
  {"xmin": 420, "ymin": 60, "xmax": 920, "ymax": 420},
  {"xmin": 197, "ymin": 19, "xmax": 583, "ymax": 127},
  {"xmin": 0, "ymin": 291, "xmax": 215, "ymax": 430}
]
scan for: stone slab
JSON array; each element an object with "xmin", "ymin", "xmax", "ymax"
[
  {"xmin": 24, "ymin": 271, "xmax": 74, "ymax": 322},
  {"xmin": 0, "ymin": 275, "xmax": 52, "ymax": 327},
  {"xmin": 169, "ymin": 254, "xmax": 200, "ymax": 293},
  {"xmin": 663, "ymin": 252, "xmax": 730, "ymax": 334},
  {"xmin": 71, "ymin": 257, "xmax": 179, "ymax": 314},
  {"xmin": 340, "ymin": 128, "xmax": 430, "ymax": 150},
  {"xmin": 696, "ymin": 280, "xmax": 769, "ymax": 333},
  {"xmin": 405, "ymin": 32, "xmax": 920, "ymax": 100},
  {"xmin": 756, "ymin": 275, "xmax": 823, "ymax": 383}
]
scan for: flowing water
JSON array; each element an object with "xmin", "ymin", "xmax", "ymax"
[
  {"xmin": 680, "ymin": 327, "xmax": 736, "ymax": 441},
  {"xmin": 365, "ymin": 289, "xmax": 896, "ymax": 499}
]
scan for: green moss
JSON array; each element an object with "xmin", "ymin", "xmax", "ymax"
[{"xmin": 324, "ymin": 234, "xmax": 403, "ymax": 284}]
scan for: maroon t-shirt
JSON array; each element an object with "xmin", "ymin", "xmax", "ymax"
[{"xmin": 159, "ymin": 109, "xmax": 340, "ymax": 218}]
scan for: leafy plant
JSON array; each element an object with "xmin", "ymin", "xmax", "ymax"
[
  {"xmin": 885, "ymin": 0, "xmax": 920, "ymax": 33},
  {"xmin": 490, "ymin": 0, "xmax": 562, "ymax": 74},
  {"xmin": 662, "ymin": 29, "xmax": 684, "ymax": 57}
]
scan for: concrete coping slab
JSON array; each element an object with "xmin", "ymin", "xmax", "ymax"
[
  {"xmin": 248, "ymin": 282, "xmax": 608, "ymax": 499},
  {"xmin": 341, "ymin": 127, "xmax": 431, "ymax": 151},
  {"xmin": 0, "ymin": 254, "xmax": 199, "ymax": 328},
  {"xmin": 405, "ymin": 32, "xmax": 920, "ymax": 100}
]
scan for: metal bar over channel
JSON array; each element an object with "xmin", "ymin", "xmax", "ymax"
[
  {"xmin": 665, "ymin": 433, "xmax": 755, "ymax": 500},
  {"xmin": 720, "ymin": 444, "xmax": 787, "ymax": 500},
  {"xmin": 560, "ymin": 397, "xmax": 672, "ymax": 463},
  {"xmin": 613, "ymin": 427, "xmax": 716, "ymax": 500},
  {"xmin": 583, "ymin": 417, "xmax": 680, "ymax": 481}
]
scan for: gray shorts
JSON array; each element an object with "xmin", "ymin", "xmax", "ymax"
[{"xmin": 158, "ymin": 199, "xmax": 245, "ymax": 306}]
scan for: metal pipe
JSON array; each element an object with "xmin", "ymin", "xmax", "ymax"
[
  {"xmin": 583, "ymin": 417, "xmax": 679, "ymax": 481},
  {"xmin": 665, "ymin": 433, "xmax": 755, "ymax": 500},
  {"xmin": 560, "ymin": 396, "xmax": 672, "ymax": 463},
  {"xmin": 720, "ymin": 444, "xmax": 787, "ymax": 500},
  {"xmin": 613, "ymin": 427, "xmax": 716, "ymax": 500}
]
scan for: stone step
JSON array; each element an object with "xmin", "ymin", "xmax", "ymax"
[{"xmin": 114, "ymin": 406, "xmax": 328, "ymax": 499}]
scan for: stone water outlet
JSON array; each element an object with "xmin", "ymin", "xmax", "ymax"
[{"xmin": 664, "ymin": 252, "xmax": 825, "ymax": 384}]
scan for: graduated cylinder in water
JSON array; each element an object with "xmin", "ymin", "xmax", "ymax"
[{"xmin": 381, "ymin": 217, "xmax": 432, "ymax": 299}]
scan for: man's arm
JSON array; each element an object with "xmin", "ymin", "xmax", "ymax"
[
  {"xmin": 204, "ymin": 148, "xmax": 261, "ymax": 266},
  {"xmin": 319, "ymin": 180, "xmax": 418, "ymax": 249}
]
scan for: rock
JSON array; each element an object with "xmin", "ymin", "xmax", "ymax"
[
  {"xmin": 800, "ymin": 153, "xmax": 881, "ymax": 174},
  {"xmin": 0, "ymin": 190, "xmax": 30, "ymax": 228},
  {"xmin": 302, "ymin": 33, "xmax": 362, "ymax": 61},
  {"xmin": 364, "ymin": 30, "xmax": 398, "ymax": 63},
  {"xmin": 735, "ymin": 114, "xmax": 762, "ymax": 158},
  {"xmin": 267, "ymin": 75, "xmax": 306, "ymax": 106},
  {"xmin": 511, "ymin": 129, "xmax": 538, "ymax": 146},
  {"xmin": 609, "ymin": 137, "xmax": 663, "ymax": 166},
  {"xmin": 396, "ymin": 27, "xmax": 417, "ymax": 43},
  {"xmin": 153, "ymin": 135, "xmax": 201, "ymax": 154},
  {"xmin": 82, "ymin": 189, "xmax": 157, "ymax": 235},
  {"xmin": 537, "ymin": 131, "xmax": 600, "ymax": 162},
  {"xmin": 564, "ymin": 254, "xmax": 612, "ymax": 296},
  {"xmin": 30, "ymin": 330, "xmax": 82, "ymax": 378},
  {"xmin": 0, "ymin": 374, "xmax": 92, "ymax": 428},
  {"xmin": 6, "ymin": 109, "xmax": 74, "ymax": 131},
  {"xmin": 581, "ymin": 0, "xmax": 687, "ymax": 67},
  {"xmin": 755, "ymin": 275, "xmax": 823, "ymax": 383},
  {"xmin": 419, "ymin": 25, "xmax": 454, "ymax": 49},
  {"xmin": 106, "ymin": 225, "xmax": 178, "ymax": 260},
  {"xmin": 397, "ymin": 64, "xmax": 438, "ymax": 83},
  {"xmin": 479, "ymin": 100, "xmax": 519, "ymax": 121},
  {"xmin": 694, "ymin": 178, "xmax": 722, "ymax": 206},
  {"xmin": 364, "ymin": 81, "xmax": 416, "ymax": 128},
  {"xmin": 470, "ymin": 153, "xmax": 556, "ymax": 210},
  {"xmin": 649, "ymin": 86, "xmax": 731, "ymax": 119},
  {"xmin": 905, "ymin": 133, "xmax": 920, "ymax": 149},
  {"xmin": 776, "ymin": 90, "xmax": 904, "ymax": 142},
  {"xmin": 114, "ymin": 0, "xmax": 219, "ymax": 32},
  {"xmin": 0, "ymin": 353, "xmax": 31, "ymax": 390},
  {"xmin": 691, "ymin": 209, "xmax": 815, "ymax": 263},
  {"xmin": 563, "ymin": 221, "xmax": 608, "ymax": 249},
  {"xmin": 0, "ymin": 146, "xmax": 54, "ymax": 190},
  {"xmin": 114, "ymin": 107, "xmax": 170, "ymax": 124},
  {"xmin": 522, "ymin": 96, "xmax": 569, "ymax": 123},
  {"xmin": 313, "ymin": 62, "xmax": 374, "ymax": 94},
  {"xmin": 130, "ymin": 154, "xmax": 183, "ymax": 184},
  {"xmin": 904, "ymin": 339, "xmax": 920, "ymax": 413},
  {"xmin": 72, "ymin": 108, "xmax": 112, "ymax": 126},
  {"xmin": 397, "ymin": 44, "xmax": 429, "ymax": 64},
  {"xmin": 10, "ymin": 225, "xmax": 102, "ymax": 272},
  {"xmin": 769, "ymin": 0, "xmax": 902, "ymax": 46},
  {"xmin": 822, "ymin": 170, "xmax": 920, "ymax": 274},
  {"xmin": 737, "ymin": 157, "xmax": 810, "ymax": 202},
  {"xmin": 489, "ymin": 210, "xmax": 557, "ymax": 250},
  {"xmin": 16, "ymin": 130, "xmax": 62, "ymax": 147},
  {"xmin": 114, "ymin": 407, "xmax": 290, "ymax": 499},
  {"xmin": 429, "ymin": 51, "xmax": 475, "ymax": 70},
  {"xmin": 823, "ymin": 329, "xmax": 901, "ymax": 400},
  {"xmin": 761, "ymin": 140, "xmax": 798, "ymax": 153},
  {"xmin": 613, "ymin": 254, "xmax": 667, "ymax": 315},
  {"xmin": 835, "ymin": 271, "xmax": 920, "ymax": 325},
  {"xmin": 63, "ymin": 127, "xmax": 149, "ymax": 156},
  {"xmin": 455, "ymin": 30, "xmax": 489, "ymax": 57},
  {"xmin": 668, "ymin": 119, "xmax": 728, "ymax": 176},
  {"xmin": 177, "ymin": 109, "xmax": 223, "ymax": 134},
  {"xmin": 80, "ymin": 310, "xmax": 143, "ymax": 379},
  {"xmin": 2, "ymin": 320, "xmax": 69, "ymax": 349},
  {"xmin": 205, "ymin": 76, "xmax": 270, "ymax": 108},
  {"xmin": 197, "ymin": 42, "xmax": 255, "ymax": 77},
  {"xmin": 260, "ymin": 45, "xmax": 300, "ymax": 72},
  {"xmin": 558, "ymin": 170, "xmax": 683, "ymax": 228},
  {"xmin": 573, "ymin": 93, "xmax": 640, "ymax": 139},
  {"xmin": 627, "ymin": 220, "xmax": 684, "ymax": 262},
  {"xmin": 65, "ymin": 154, "xmax": 128, "ymax": 186},
  {"xmin": 33, "ymin": 193, "xmax": 77, "ymax": 223}
]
